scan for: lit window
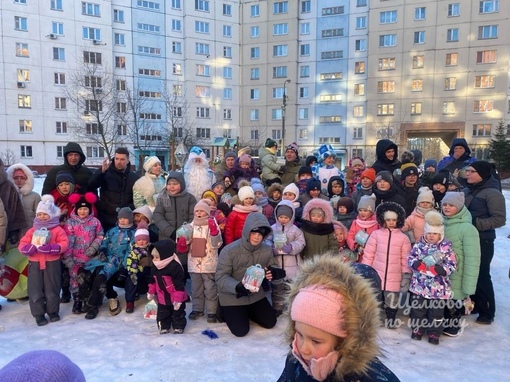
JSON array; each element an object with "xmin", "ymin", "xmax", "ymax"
[
  {"xmin": 475, "ymin": 75, "xmax": 495, "ymax": 88},
  {"xmin": 379, "ymin": 58, "xmax": 396, "ymax": 71},
  {"xmin": 18, "ymin": 94, "xmax": 31, "ymax": 108},
  {"xmin": 446, "ymin": 53, "xmax": 458, "ymax": 66},
  {"xmin": 320, "ymin": 72, "xmax": 343, "ymax": 81},
  {"xmin": 16, "ymin": 42, "xmax": 29, "ymax": 57},
  {"xmin": 411, "ymin": 102, "xmax": 422, "ymax": 115},
  {"xmin": 412, "ymin": 55, "xmax": 424, "ymax": 68},
  {"xmin": 377, "ymin": 104, "xmax": 394, "ymax": 116},
  {"xmin": 19, "ymin": 119, "xmax": 32, "ymax": 133},
  {"xmin": 444, "ymin": 77, "xmax": 457, "ymax": 90},
  {"xmin": 378, "ymin": 81, "xmax": 395, "ymax": 93},
  {"xmin": 473, "ymin": 100, "xmax": 493, "ymax": 112},
  {"xmin": 477, "ymin": 50, "xmax": 496, "ymax": 63},
  {"xmin": 115, "ymin": 56, "xmax": 126, "ymax": 68},
  {"xmin": 443, "ymin": 101, "xmax": 455, "ymax": 114},
  {"xmin": 354, "ymin": 84, "xmax": 365, "ymax": 95},
  {"xmin": 472, "ymin": 124, "xmax": 492, "ymax": 136},
  {"xmin": 411, "ymin": 79, "xmax": 423, "ymax": 92},
  {"xmin": 353, "ymin": 106, "xmax": 364, "ymax": 117}
]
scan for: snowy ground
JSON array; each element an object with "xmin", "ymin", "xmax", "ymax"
[{"xmin": 0, "ymin": 179, "xmax": 509, "ymax": 381}]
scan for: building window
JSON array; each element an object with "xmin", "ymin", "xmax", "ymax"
[
  {"xmin": 478, "ymin": 25, "xmax": 498, "ymax": 39},
  {"xmin": 250, "ymin": 109, "xmax": 259, "ymax": 121},
  {"xmin": 138, "ymin": 23, "xmax": 161, "ymax": 33},
  {"xmin": 273, "ymin": 66, "xmax": 287, "ymax": 78},
  {"xmin": 354, "ymin": 84, "xmax": 365, "ymax": 95},
  {"xmin": 300, "ymin": 22, "xmax": 310, "ymax": 35},
  {"xmin": 82, "ymin": 2, "xmax": 100, "ymax": 16},
  {"xmin": 85, "ymin": 123, "xmax": 102, "ymax": 135},
  {"xmin": 223, "ymin": 46, "xmax": 232, "ymax": 58},
  {"xmin": 250, "ymin": 89, "xmax": 259, "ymax": 100},
  {"xmin": 138, "ymin": 46, "xmax": 161, "ymax": 55},
  {"xmin": 51, "ymin": 0, "xmax": 63, "ymax": 11},
  {"xmin": 444, "ymin": 77, "xmax": 457, "ymax": 90},
  {"xmin": 411, "ymin": 102, "xmax": 422, "ymax": 115},
  {"xmin": 17, "ymin": 69, "xmax": 30, "ymax": 82},
  {"xmin": 300, "ymin": 66, "xmax": 310, "ymax": 78},
  {"xmin": 353, "ymin": 106, "xmax": 364, "ymax": 117},
  {"xmin": 82, "ymin": 27, "xmax": 101, "ymax": 40},
  {"xmin": 319, "ymin": 117, "xmax": 342, "ymax": 124},
  {"xmin": 20, "ymin": 145, "xmax": 33, "ymax": 158},
  {"xmin": 322, "ymin": 6, "xmax": 344, "ymax": 16},
  {"xmin": 273, "ymin": 1, "xmax": 288, "ymax": 14},
  {"xmin": 16, "ymin": 43, "xmax": 29, "ymax": 57},
  {"xmin": 250, "ymin": 4, "xmax": 260, "ymax": 17},
  {"xmin": 195, "ymin": 21, "xmax": 210, "ymax": 34},
  {"xmin": 18, "ymin": 95, "xmax": 31, "ymax": 108},
  {"xmin": 172, "ymin": 20, "xmax": 182, "ymax": 31},
  {"xmin": 172, "ymin": 0, "xmax": 181, "ymax": 9},
  {"xmin": 301, "ymin": 1, "xmax": 311, "ymax": 13},
  {"xmin": 355, "ymin": 61, "xmax": 365, "ymax": 74},
  {"xmin": 173, "ymin": 85, "xmax": 182, "ymax": 96},
  {"xmin": 447, "ymin": 29, "xmax": 459, "ymax": 42},
  {"xmin": 195, "ymin": 43, "xmax": 210, "ymax": 55},
  {"xmin": 196, "ymin": 64, "xmax": 210, "ymax": 77},
  {"xmin": 299, "ymin": 87, "xmax": 309, "ymax": 98},
  {"xmin": 299, "ymin": 108, "xmax": 309, "ymax": 119},
  {"xmin": 84, "ymin": 51, "xmax": 101, "ymax": 64},
  {"xmin": 300, "ymin": 44, "xmax": 310, "ymax": 56},
  {"xmin": 223, "ymin": 3, "xmax": 232, "ymax": 15},
  {"xmin": 443, "ymin": 101, "xmax": 455, "ymax": 114},
  {"xmin": 379, "ymin": 58, "xmax": 396, "ymax": 71},
  {"xmin": 475, "ymin": 75, "xmax": 495, "ymax": 88},
  {"xmin": 138, "ymin": 91, "xmax": 161, "ymax": 99},
  {"xmin": 378, "ymin": 81, "xmax": 395, "ymax": 93},
  {"xmin": 448, "ymin": 3, "xmax": 460, "ymax": 16},
  {"xmin": 19, "ymin": 119, "xmax": 32, "ymax": 133},
  {"xmin": 411, "ymin": 79, "xmax": 423, "ymax": 92},
  {"xmin": 319, "ymin": 94, "xmax": 341, "ymax": 103},
  {"xmin": 415, "ymin": 7, "xmax": 426, "ymax": 20},
  {"xmin": 273, "ymin": 23, "xmax": 288, "ymax": 36},
  {"xmin": 172, "ymin": 41, "xmax": 182, "ymax": 53},
  {"xmin": 380, "ymin": 10, "xmax": 397, "ymax": 24},
  {"xmin": 223, "ymin": 25, "xmax": 232, "ymax": 37},
  {"xmin": 272, "ymin": 130, "xmax": 282, "ymax": 140},
  {"xmin": 223, "ymin": 88, "xmax": 232, "ymax": 100},
  {"xmin": 115, "ymin": 56, "xmax": 126, "ymax": 68},
  {"xmin": 195, "ymin": 86, "xmax": 210, "ymax": 97},
  {"xmin": 250, "ymin": 68, "xmax": 259, "ymax": 80},
  {"xmin": 250, "ymin": 26, "xmax": 260, "ymax": 38},
  {"xmin": 477, "ymin": 50, "xmax": 496, "ymax": 63},
  {"xmin": 412, "ymin": 55, "xmax": 424, "ymax": 68},
  {"xmin": 320, "ymin": 72, "xmax": 342, "ymax": 81},
  {"xmin": 172, "ymin": 63, "xmax": 182, "ymax": 75},
  {"xmin": 196, "ymin": 128, "xmax": 211, "ymax": 139},
  {"xmin": 223, "ymin": 67, "xmax": 232, "ymax": 79},
  {"xmin": 251, "ymin": 47, "xmax": 260, "ymax": 59},
  {"xmin": 299, "ymin": 129, "xmax": 308, "ymax": 139},
  {"xmin": 14, "ymin": 0, "xmax": 27, "ymax": 4},
  {"xmin": 86, "ymin": 146, "xmax": 105, "ymax": 158},
  {"xmin": 473, "ymin": 124, "xmax": 492, "ymax": 137},
  {"xmin": 274, "ymin": 45, "xmax": 288, "ymax": 57},
  {"xmin": 54, "ymin": 73, "xmax": 65, "ymax": 85},
  {"xmin": 319, "ymin": 137, "xmax": 341, "ymax": 143},
  {"xmin": 15, "ymin": 16, "xmax": 28, "ymax": 31},
  {"xmin": 85, "ymin": 100, "xmax": 102, "ymax": 112},
  {"xmin": 113, "ymin": 9, "xmax": 124, "ymax": 22},
  {"xmin": 195, "ymin": 0, "xmax": 210, "ymax": 12},
  {"xmin": 114, "ymin": 33, "xmax": 125, "ymax": 46},
  {"xmin": 356, "ymin": 17, "xmax": 367, "ymax": 29},
  {"xmin": 321, "ymin": 50, "xmax": 343, "ymax": 59},
  {"xmin": 446, "ymin": 53, "xmax": 458, "ymax": 66},
  {"xmin": 223, "ymin": 109, "xmax": 232, "ymax": 120},
  {"xmin": 414, "ymin": 31, "xmax": 425, "ymax": 44},
  {"xmin": 473, "ymin": 100, "xmax": 493, "ymax": 113},
  {"xmin": 379, "ymin": 34, "xmax": 397, "ymax": 47},
  {"xmin": 52, "ymin": 22, "xmax": 64, "ymax": 35},
  {"xmin": 353, "ymin": 149, "xmax": 364, "ymax": 159},
  {"xmin": 355, "ymin": 39, "xmax": 366, "ymax": 52},
  {"xmin": 137, "ymin": 0, "xmax": 160, "ymax": 10},
  {"xmin": 353, "ymin": 127, "xmax": 363, "ymax": 139},
  {"xmin": 58, "ymin": 146, "xmax": 64, "ymax": 158},
  {"xmin": 56, "ymin": 121, "xmax": 67, "ymax": 134},
  {"xmin": 53, "ymin": 48, "xmax": 65, "ymax": 61},
  {"xmin": 377, "ymin": 104, "xmax": 394, "ymax": 116},
  {"xmin": 479, "ymin": 1, "xmax": 499, "ymax": 14},
  {"xmin": 139, "ymin": 113, "xmax": 162, "ymax": 120},
  {"xmin": 250, "ymin": 130, "xmax": 259, "ymax": 140}
]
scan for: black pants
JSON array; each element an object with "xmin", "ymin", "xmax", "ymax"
[
  {"xmin": 472, "ymin": 238, "xmax": 495, "ymax": 320},
  {"xmin": 157, "ymin": 302, "xmax": 187, "ymax": 331},
  {"xmin": 410, "ymin": 293, "xmax": 444, "ymax": 336},
  {"xmin": 222, "ymin": 297, "xmax": 277, "ymax": 337}
]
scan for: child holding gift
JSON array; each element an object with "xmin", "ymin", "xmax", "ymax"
[{"xmin": 346, "ymin": 194, "xmax": 379, "ymax": 262}]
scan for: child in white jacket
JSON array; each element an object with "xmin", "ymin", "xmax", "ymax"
[{"xmin": 267, "ymin": 200, "xmax": 306, "ymax": 316}]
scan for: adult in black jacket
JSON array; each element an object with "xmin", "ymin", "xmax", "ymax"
[
  {"xmin": 88, "ymin": 147, "xmax": 139, "ymax": 231},
  {"xmin": 371, "ymin": 139, "xmax": 401, "ymax": 176},
  {"xmin": 464, "ymin": 161, "xmax": 506, "ymax": 325},
  {"xmin": 42, "ymin": 142, "xmax": 94, "ymax": 195}
]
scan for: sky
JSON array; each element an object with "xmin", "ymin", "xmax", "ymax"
[{"xmin": 0, "ymin": 178, "xmax": 509, "ymax": 381}]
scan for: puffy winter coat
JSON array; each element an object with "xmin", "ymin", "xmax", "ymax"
[
  {"xmin": 0, "ymin": 199, "xmax": 7, "ymax": 248},
  {"xmin": 259, "ymin": 146, "xmax": 282, "ymax": 182},
  {"xmin": 443, "ymin": 206, "xmax": 481, "ymax": 300},
  {"xmin": 64, "ymin": 212, "xmax": 104, "ymax": 265},
  {"xmin": 153, "ymin": 172, "xmax": 196, "ymax": 241},
  {"xmin": 280, "ymin": 157, "xmax": 302, "ymax": 187},
  {"xmin": 268, "ymin": 201, "xmax": 306, "ymax": 280},
  {"xmin": 216, "ymin": 213, "xmax": 278, "ymax": 307},
  {"xmin": 371, "ymin": 139, "xmax": 401, "ymax": 175},
  {"xmin": 346, "ymin": 214, "xmax": 379, "ymax": 251},
  {"xmin": 301, "ymin": 199, "xmax": 337, "ymax": 260},
  {"xmin": 19, "ymin": 224, "xmax": 69, "ymax": 270},
  {"xmin": 402, "ymin": 207, "xmax": 433, "ymax": 243},
  {"xmin": 133, "ymin": 172, "xmax": 166, "ymax": 211},
  {"xmin": 224, "ymin": 204, "xmax": 258, "ymax": 245},
  {"xmin": 94, "ymin": 224, "xmax": 135, "ymax": 279},
  {"xmin": 437, "ymin": 138, "xmax": 476, "ymax": 186},
  {"xmin": 0, "ymin": 158, "xmax": 27, "ymax": 238},
  {"xmin": 362, "ymin": 228, "xmax": 412, "ymax": 292},
  {"xmin": 187, "ymin": 220, "xmax": 222, "ymax": 274}
]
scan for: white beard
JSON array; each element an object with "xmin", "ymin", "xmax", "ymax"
[{"xmin": 185, "ymin": 161, "xmax": 212, "ymax": 201}]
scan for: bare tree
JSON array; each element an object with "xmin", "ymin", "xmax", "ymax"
[
  {"xmin": 64, "ymin": 62, "xmax": 127, "ymax": 159},
  {"xmin": 0, "ymin": 148, "xmax": 18, "ymax": 166}
]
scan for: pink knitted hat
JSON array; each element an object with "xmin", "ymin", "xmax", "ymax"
[{"xmin": 291, "ymin": 285, "xmax": 348, "ymax": 338}]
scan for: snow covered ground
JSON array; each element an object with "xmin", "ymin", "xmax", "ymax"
[{"xmin": 0, "ymin": 178, "xmax": 509, "ymax": 381}]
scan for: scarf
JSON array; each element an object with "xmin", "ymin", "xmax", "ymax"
[
  {"xmin": 355, "ymin": 216, "xmax": 378, "ymax": 230},
  {"xmin": 256, "ymin": 196, "xmax": 269, "ymax": 207},
  {"xmin": 153, "ymin": 257, "xmax": 173, "ymax": 270},
  {"xmin": 416, "ymin": 206, "xmax": 432, "ymax": 216},
  {"xmin": 193, "ymin": 217, "xmax": 209, "ymax": 226},
  {"xmin": 33, "ymin": 216, "xmax": 60, "ymax": 230},
  {"xmin": 233, "ymin": 204, "xmax": 258, "ymax": 213},
  {"xmin": 301, "ymin": 220, "xmax": 335, "ymax": 235},
  {"xmin": 291, "ymin": 336, "xmax": 339, "ymax": 381}
]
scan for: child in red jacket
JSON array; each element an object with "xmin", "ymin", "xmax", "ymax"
[
  {"xmin": 224, "ymin": 186, "xmax": 258, "ymax": 244},
  {"xmin": 19, "ymin": 195, "xmax": 69, "ymax": 326}
]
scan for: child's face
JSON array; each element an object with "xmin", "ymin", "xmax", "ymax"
[
  {"xmin": 433, "ymin": 183, "xmax": 446, "ymax": 193},
  {"xmin": 194, "ymin": 209, "xmax": 208, "ymax": 218},
  {"xmin": 57, "ymin": 182, "xmax": 72, "ymax": 195},
  {"xmin": 299, "ymin": 173, "xmax": 312, "ymax": 180},
  {"xmin": 442, "ymin": 203, "xmax": 458, "ymax": 217},
  {"xmin": 377, "ymin": 180, "xmax": 391, "ymax": 191},
  {"xmin": 425, "ymin": 232, "xmax": 441, "ymax": 244},
  {"xmin": 242, "ymin": 197, "xmax": 254, "ymax": 206},
  {"xmin": 249, "ymin": 232, "xmax": 263, "ymax": 246},
  {"xmin": 36, "ymin": 212, "xmax": 51, "ymax": 221},
  {"xmin": 358, "ymin": 208, "xmax": 372, "ymax": 220},
  {"xmin": 425, "ymin": 166, "xmax": 435, "ymax": 173},
  {"xmin": 448, "ymin": 184, "xmax": 458, "ymax": 191},
  {"xmin": 310, "ymin": 211, "xmax": 325, "ymax": 224},
  {"xmin": 272, "ymin": 190, "xmax": 282, "ymax": 200},
  {"xmin": 404, "ymin": 174, "xmax": 418, "ymax": 187},
  {"xmin": 331, "ymin": 183, "xmax": 343, "ymax": 195},
  {"xmin": 76, "ymin": 207, "xmax": 90, "ymax": 218},
  {"xmin": 255, "ymin": 191, "xmax": 264, "ymax": 199},
  {"xmin": 308, "ymin": 189, "xmax": 321, "ymax": 198},
  {"xmin": 277, "ymin": 215, "xmax": 291, "ymax": 225},
  {"xmin": 239, "ymin": 161, "xmax": 250, "ymax": 169},
  {"xmin": 166, "ymin": 179, "xmax": 181, "ymax": 195},
  {"xmin": 294, "ymin": 321, "xmax": 339, "ymax": 367},
  {"xmin": 133, "ymin": 213, "xmax": 150, "ymax": 225},
  {"xmin": 283, "ymin": 192, "xmax": 295, "ymax": 201},
  {"xmin": 352, "ymin": 163, "xmax": 364, "ymax": 171},
  {"xmin": 334, "ymin": 228, "xmax": 345, "ymax": 243},
  {"xmin": 418, "ymin": 201, "xmax": 433, "ymax": 209},
  {"xmin": 323, "ymin": 156, "xmax": 335, "ymax": 166},
  {"xmin": 337, "ymin": 206, "xmax": 348, "ymax": 215},
  {"xmin": 213, "ymin": 185, "xmax": 225, "ymax": 196},
  {"xmin": 118, "ymin": 217, "xmax": 131, "ymax": 226},
  {"xmin": 151, "ymin": 250, "xmax": 160, "ymax": 261},
  {"xmin": 360, "ymin": 177, "xmax": 373, "ymax": 188},
  {"xmin": 205, "ymin": 197, "xmax": 217, "ymax": 207},
  {"xmin": 384, "ymin": 218, "xmax": 397, "ymax": 229},
  {"xmin": 136, "ymin": 238, "xmax": 149, "ymax": 247}
]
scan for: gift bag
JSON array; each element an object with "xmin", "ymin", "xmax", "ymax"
[
  {"xmin": 242, "ymin": 264, "xmax": 266, "ymax": 293},
  {"xmin": 176, "ymin": 222, "xmax": 193, "ymax": 242},
  {"xmin": 31, "ymin": 227, "xmax": 51, "ymax": 247},
  {"xmin": 144, "ymin": 299, "xmax": 158, "ymax": 320},
  {"xmin": 354, "ymin": 230, "xmax": 369, "ymax": 246}
]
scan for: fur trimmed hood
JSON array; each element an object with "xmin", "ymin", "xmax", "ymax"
[
  {"xmin": 284, "ymin": 255, "xmax": 381, "ymax": 379},
  {"xmin": 375, "ymin": 202, "xmax": 406, "ymax": 228},
  {"xmin": 302, "ymin": 198, "xmax": 334, "ymax": 223},
  {"xmin": 6, "ymin": 163, "xmax": 35, "ymax": 196}
]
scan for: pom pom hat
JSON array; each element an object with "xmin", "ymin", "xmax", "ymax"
[
  {"xmin": 36, "ymin": 195, "xmax": 61, "ymax": 219},
  {"xmin": 135, "ymin": 221, "xmax": 150, "ymax": 242},
  {"xmin": 285, "ymin": 142, "xmax": 299, "ymax": 157},
  {"xmin": 416, "ymin": 187, "xmax": 434, "ymax": 205},
  {"xmin": 423, "ymin": 210, "xmax": 444, "ymax": 241},
  {"xmin": 265, "ymin": 138, "xmax": 278, "ymax": 148},
  {"xmin": 238, "ymin": 186, "xmax": 255, "ymax": 202},
  {"xmin": 442, "ymin": 192, "xmax": 465, "ymax": 211},
  {"xmin": 143, "ymin": 156, "xmax": 161, "ymax": 172},
  {"xmin": 69, "ymin": 192, "xmax": 97, "ymax": 213},
  {"xmin": 283, "ymin": 183, "xmax": 299, "ymax": 200},
  {"xmin": 194, "ymin": 199, "xmax": 211, "ymax": 216},
  {"xmin": 357, "ymin": 194, "xmax": 376, "ymax": 212},
  {"xmin": 375, "ymin": 171, "xmax": 393, "ymax": 186}
]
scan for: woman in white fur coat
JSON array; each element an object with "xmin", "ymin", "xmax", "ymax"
[{"xmin": 133, "ymin": 156, "xmax": 166, "ymax": 212}]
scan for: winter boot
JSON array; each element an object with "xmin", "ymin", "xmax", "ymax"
[
  {"xmin": 428, "ymin": 334, "xmax": 440, "ymax": 345},
  {"xmin": 72, "ymin": 293, "xmax": 83, "ymax": 314},
  {"xmin": 35, "ymin": 315, "xmax": 48, "ymax": 326},
  {"xmin": 385, "ymin": 307, "xmax": 399, "ymax": 329},
  {"xmin": 189, "ymin": 311, "xmax": 204, "ymax": 320},
  {"xmin": 61, "ymin": 266, "xmax": 71, "ymax": 303},
  {"xmin": 126, "ymin": 302, "xmax": 134, "ymax": 314},
  {"xmin": 108, "ymin": 298, "xmax": 121, "ymax": 316},
  {"xmin": 48, "ymin": 313, "xmax": 60, "ymax": 322},
  {"xmin": 85, "ymin": 305, "xmax": 99, "ymax": 320},
  {"xmin": 207, "ymin": 314, "xmax": 217, "ymax": 323}
]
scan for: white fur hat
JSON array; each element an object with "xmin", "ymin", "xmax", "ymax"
[
  {"xmin": 238, "ymin": 186, "xmax": 255, "ymax": 202},
  {"xmin": 423, "ymin": 210, "xmax": 444, "ymax": 241},
  {"xmin": 36, "ymin": 195, "xmax": 61, "ymax": 219},
  {"xmin": 143, "ymin": 156, "xmax": 161, "ymax": 173}
]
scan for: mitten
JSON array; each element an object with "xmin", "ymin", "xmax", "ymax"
[
  {"xmin": 208, "ymin": 218, "xmax": 220, "ymax": 236},
  {"xmin": 37, "ymin": 244, "xmax": 61, "ymax": 254},
  {"xmin": 412, "ymin": 260, "xmax": 427, "ymax": 273},
  {"xmin": 272, "ymin": 247, "xmax": 280, "ymax": 255},
  {"xmin": 176, "ymin": 236, "xmax": 188, "ymax": 253},
  {"xmin": 98, "ymin": 251, "xmax": 108, "ymax": 262},
  {"xmin": 278, "ymin": 165, "xmax": 287, "ymax": 174},
  {"xmin": 130, "ymin": 273, "xmax": 138, "ymax": 285},
  {"xmin": 85, "ymin": 246, "xmax": 96, "ymax": 257},
  {"xmin": 268, "ymin": 266, "xmax": 286, "ymax": 281},
  {"xmin": 20, "ymin": 244, "xmax": 37, "ymax": 255},
  {"xmin": 235, "ymin": 282, "xmax": 251, "ymax": 298},
  {"xmin": 147, "ymin": 293, "xmax": 155, "ymax": 301},
  {"xmin": 433, "ymin": 265, "xmax": 447, "ymax": 276},
  {"xmin": 422, "ymin": 255, "xmax": 436, "ymax": 267},
  {"xmin": 281, "ymin": 243, "xmax": 292, "ymax": 254},
  {"xmin": 173, "ymin": 302, "xmax": 182, "ymax": 310}
]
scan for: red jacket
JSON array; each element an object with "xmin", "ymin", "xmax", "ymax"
[
  {"xmin": 224, "ymin": 205, "xmax": 258, "ymax": 245},
  {"xmin": 19, "ymin": 225, "xmax": 69, "ymax": 269}
]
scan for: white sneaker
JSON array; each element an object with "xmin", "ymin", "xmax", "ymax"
[{"xmin": 108, "ymin": 298, "xmax": 121, "ymax": 316}]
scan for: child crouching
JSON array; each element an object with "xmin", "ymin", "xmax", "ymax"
[{"xmin": 147, "ymin": 239, "xmax": 188, "ymax": 334}]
